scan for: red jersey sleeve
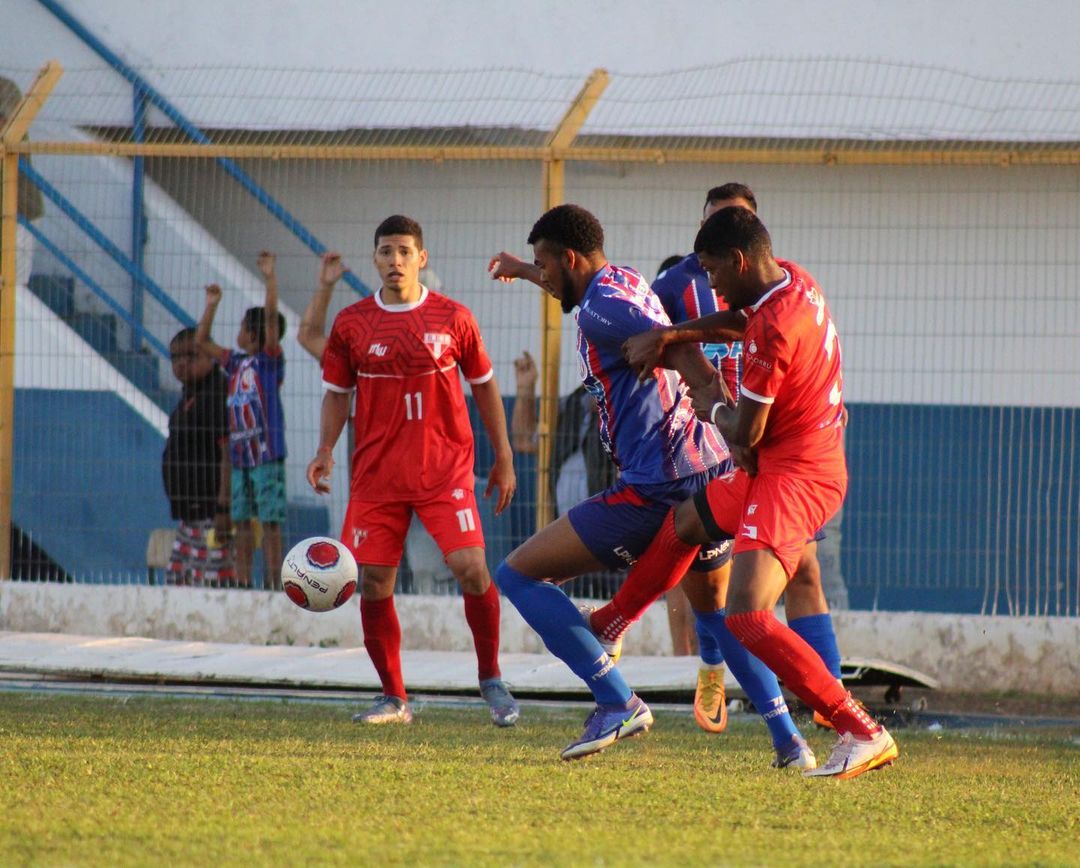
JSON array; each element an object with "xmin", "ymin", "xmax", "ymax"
[
  {"xmin": 321, "ymin": 315, "xmax": 354, "ymax": 392},
  {"xmin": 456, "ymin": 308, "xmax": 493, "ymax": 384},
  {"xmin": 739, "ymin": 315, "xmax": 791, "ymax": 405}
]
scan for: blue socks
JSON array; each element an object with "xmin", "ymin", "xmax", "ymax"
[
  {"xmin": 494, "ymin": 561, "xmax": 632, "ymax": 706},
  {"xmin": 694, "ymin": 614, "xmax": 724, "ymax": 666},
  {"xmin": 694, "ymin": 608, "xmax": 801, "ymax": 749},
  {"xmin": 788, "ymin": 613, "xmax": 842, "ymax": 679}
]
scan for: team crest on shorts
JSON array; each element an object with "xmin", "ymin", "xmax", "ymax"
[
  {"xmin": 351, "ymin": 528, "xmax": 368, "ymax": 549},
  {"xmin": 451, "ymin": 488, "xmax": 465, "ymax": 501}
]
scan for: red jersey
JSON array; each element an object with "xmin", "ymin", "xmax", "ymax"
[
  {"xmin": 739, "ymin": 260, "xmax": 846, "ymax": 480},
  {"xmin": 322, "ymin": 286, "xmax": 493, "ymax": 502}
]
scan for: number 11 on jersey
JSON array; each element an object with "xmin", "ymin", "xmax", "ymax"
[{"xmin": 404, "ymin": 391, "xmax": 423, "ymax": 420}]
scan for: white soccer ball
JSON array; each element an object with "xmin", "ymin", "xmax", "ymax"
[{"xmin": 282, "ymin": 536, "xmax": 358, "ymax": 612}]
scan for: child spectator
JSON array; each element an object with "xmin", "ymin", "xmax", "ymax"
[
  {"xmin": 162, "ymin": 327, "xmax": 234, "ymax": 586},
  {"xmin": 196, "ymin": 252, "xmax": 287, "ymax": 589}
]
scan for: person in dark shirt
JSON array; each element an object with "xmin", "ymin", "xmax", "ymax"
[{"xmin": 162, "ymin": 327, "xmax": 234, "ymax": 586}]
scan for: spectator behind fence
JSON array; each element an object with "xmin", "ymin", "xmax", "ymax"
[
  {"xmin": 162, "ymin": 328, "xmax": 235, "ymax": 586},
  {"xmin": 0, "ymin": 77, "xmax": 46, "ymax": 291},
  {"xmin": 196, "ymin": 251, "xmax": 287, "ymax": 590},
  {"xmin": 509, "ymin": 350, "xmax": 621, "ymax": 598}
]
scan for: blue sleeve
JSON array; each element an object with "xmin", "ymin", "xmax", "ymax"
[{"xmin": 578, "ymin": 292, "xmax": 661, "ymax": 350}]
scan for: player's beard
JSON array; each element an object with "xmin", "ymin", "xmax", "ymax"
[{"xmin": 559, "ymin": 265, "xmax": 577, "ymax": 314}]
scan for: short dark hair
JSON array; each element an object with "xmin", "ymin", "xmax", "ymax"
[
  {"xmin": 170, "ymin": 326, "xmax": 196, "ymax": 347},
  {"xmin": 242, "ymin": 307, "xmax": 287, "ymax": 350},
  {"xmin": 374, "ymin": 214, "xmax": 423, "ymax": 249},
  {"xmin": 694, "ymin": 206, "xmax": 773, "ymax": 260},
  {"xmin": 705, "ymin": 182, "xmax": 757, "ymax": 213},
  {"xmin": 527, "ymin": 204, "xmax": 604, "ymax": 254},
  {"xmin": 657, "ymin": 255, "xmax": 683, "ymax": 277}
]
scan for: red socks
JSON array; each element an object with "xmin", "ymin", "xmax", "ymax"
[
  {"xmin": 360, "ymin": 595, "xmax": 406, "ymax": 700},
  {"xmin": 591, "ymin": 509, "xmax": 700, "ymax": 642},
  {"xmin": 463, "ymin": 581, "xmax": 502, "ymax": 682},
  {"xmin": 725, "ymin": 610, "xmax": 879, "ymax": 739}
]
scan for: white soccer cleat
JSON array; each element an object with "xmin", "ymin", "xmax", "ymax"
[
  {"xmin": 577, "ymin": 604, "xmax": 623, "ymax": 664},
  {"xmin": 352, "ymin": 695, "xmax": 413, "ymax": 725},
  {"xmin": 804, "ymin": 728, "xmax": 899, "ymax": 780}
]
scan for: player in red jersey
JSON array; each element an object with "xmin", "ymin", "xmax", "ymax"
[
  {"xmin": 305, "ymin": 215, "xmax": 520, "ymax": 728},
  {"xmin": 597, "ymin": 207, "xmax": 897, "ymax": 778}
]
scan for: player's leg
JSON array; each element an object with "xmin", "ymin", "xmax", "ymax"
[
  {"xmin": 665, "ymin": 582, "xmax": 697, "ymax": 656},
  {"xmin": 418, "ymin": 492, "xmax": 519, "ymax": 727},
  {"xmin": 494, "ymin": 503, "xmax": 653, "ymax": 759},
  {"xmin": 784, "ymin": 540, "xmax": 846, "ymax": 728},
  {"xmin": 343, "ymin": 500, "xmax": 413, "ymax": 725},
  {"xmin": 682, "ymin": 555, "xmax": 811, "ymax": 765},
  {"xmin": 719, "ymin": 476, "xmax": 897, "ymax": 779}
]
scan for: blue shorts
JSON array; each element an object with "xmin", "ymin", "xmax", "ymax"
[{"xmin": 567, "ymin": 464, "xmax": 733, "ymax": 573}]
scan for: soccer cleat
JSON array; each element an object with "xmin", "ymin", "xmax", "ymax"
[
  {"xmin": 804, "ymin": 728, "xmax": 899, "ymax": 780},
  {"xmin": 479, "ymin": 677, "xmax": 520, "ymax": 727},
  {"xmin": 352, "ymin": 695, "xmax": 413, "ymax": 725},
  {"xmin": 693, "ymin": 667, "xmax": 728, "ymax": 733},
  {"xmin": 577, "ymin": 604, "xmax": 623, "ymax": 664},
  {"xmin": 771, "ymin": 734, "xmax": 817, "ymax": 770},
  {"xmin": 560, "ymin": 695, "xmax": 653, "ymax": 760}
]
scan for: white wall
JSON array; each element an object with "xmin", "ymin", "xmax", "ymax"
[
  {"xmin": 2, "ymin": 583, "xmax": 1077, "ymax": 694},
  {"xmin": 149, "ymin": 158, "xmax": 1080, "ymax": 408}
]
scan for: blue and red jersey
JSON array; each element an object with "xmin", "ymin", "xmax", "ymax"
[
  {"xmin": 651, "ymin": 253, "xmax": 742, "ymax": 400},
  {"xmin": 575, "ymin": 264, "xmax": 728, "ymax": 486},
  {"xmin": 223, "ymin": 348, "xmax": 286, "ymax": 468}
]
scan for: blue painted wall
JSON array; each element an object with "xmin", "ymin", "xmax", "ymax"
[
  {"xmin": 13, "ymin": 388, "xmax": 328, "ymax": 583},
  {"xmin": 14, "ymin": 389, "xmax": 1079, "ymax": 614}
]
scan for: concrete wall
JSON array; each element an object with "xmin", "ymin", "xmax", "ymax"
[{"xmin": 2, "ymin": 582, "xmax": 1077, "ymax": 695}]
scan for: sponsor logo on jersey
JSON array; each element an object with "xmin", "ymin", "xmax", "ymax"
[
  {"xmin": 423, "ymin": 332, "xmax": 452, "ymax": 360},
  {"xmin": 368, "ymin": 343, "xmax": 388, "ymax": 356}
]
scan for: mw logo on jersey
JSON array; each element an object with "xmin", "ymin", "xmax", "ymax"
[
  {"xmin": 423, "ymin": 332, "xmax": 452, "ymax": 360},
  {"xmin": 368, "ymin": 343, "xmax": 388, "ymax": 356}
]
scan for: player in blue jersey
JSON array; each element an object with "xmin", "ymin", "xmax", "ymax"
[
  {"xmin": 645, "ymin": 183, "xmax": 845, "ymax": 739},
  {"xmin": 488, "ymin": 204, "xmax": 733, "ymax": 759}
]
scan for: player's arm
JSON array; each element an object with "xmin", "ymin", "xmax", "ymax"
[
  {"xmin": 488, "ymin": 251, "xmax": 544, "ymax": 288},
  {"xmin": 471, "ymin": 377, "xmax": 518, "ymax": 515},
  {"xmin": 692, "ymin": 392, "xmax": 769, "ymax": 475},
  {"xmin": 509, "ymin": 351, "xmax": 538, "ymax": 454},
  {"xmin": 298, "ymin": 252, "xmax": 345, "ymax": 362},
  {"xmin": 195, "ymin": 284, "xmax": 230, "ymax": 364},
  {"xmin": 257, "ymin": 250, "xmax": 281, "ymax": 354},
  {"xmin": 622, "ymin": 310, "xmax": 747, "ymax": 382},
  {"xmin": 306, "ymin": 389, "xmax": 351, "ymax": 494}
]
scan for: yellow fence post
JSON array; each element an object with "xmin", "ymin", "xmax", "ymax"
[
  {"xmin": 0, "ymin": 61, "xmax": 62, "ymax": 580},
  {"xmin": 535, "ymin": 68, "xmax": 609, "ymax": 531}
]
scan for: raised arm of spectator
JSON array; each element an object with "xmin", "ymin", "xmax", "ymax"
[
  {"xmin": 195, "ymin": 284, "xmax": 229, "ymax": 364},
  {"xmin": 299, "ymin": 251, "xmax": 346, "ymax": 362},
  {"xmin": 256, "ymin": 250, "xmax": 281, "ymax": 354},
  {"xmin": 509, "ymin": 351, "xmax": 539, "ymax": 455}
]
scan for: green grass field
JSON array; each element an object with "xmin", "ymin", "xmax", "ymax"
[{"xmin": 0, "ymin": 693, "xmax": 1076, "ymax": 867}]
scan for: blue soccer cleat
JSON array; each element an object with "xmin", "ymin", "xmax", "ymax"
[{"xmin": 560, "ymin": 694, "xmax": 653, "ymax": 760}]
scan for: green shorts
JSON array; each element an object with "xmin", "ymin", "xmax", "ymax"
[{"xmin": 231, "ymin": 460, "xmax": 287, "ymax": 524}]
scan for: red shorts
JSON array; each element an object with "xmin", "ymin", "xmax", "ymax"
[
  {"xmin": 341, "ymin": 489, "xmax": 486, "ymax": 567},
  {"xmin": 698, "ymin": 469, "xmax": 846, "ymax": 579}
]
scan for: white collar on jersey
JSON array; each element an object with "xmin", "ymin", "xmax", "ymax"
[
  {"xmin": 748, "ymin": 268, "xmax": 792, "ymax": 313},
  {"xmin": 375, "ymin": 284, "xmax": 429, "ymax": 312}
]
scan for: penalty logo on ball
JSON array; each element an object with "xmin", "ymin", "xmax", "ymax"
[{"xmin": 282, "ymin": 536, "xmax": 358, "ymax": 613}]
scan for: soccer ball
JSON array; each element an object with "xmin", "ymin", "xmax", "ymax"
[{"xmin": 282, "ymin": 537, "xmax": 358, "ymax": 612}]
